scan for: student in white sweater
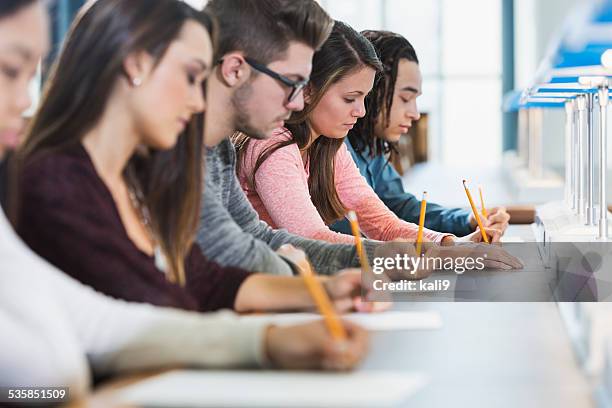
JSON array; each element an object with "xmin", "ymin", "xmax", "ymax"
[{"xmin": 0, "ymin": 0, "xmax": 368, "ymax": 400}]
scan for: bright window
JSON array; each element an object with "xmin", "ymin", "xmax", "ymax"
[{"xmin": 318, "ymin": 0, "xmax": 503, "ymax": 165}]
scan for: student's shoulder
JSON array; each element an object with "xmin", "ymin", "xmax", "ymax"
[
  {"xmin": 20, "ymin": 145, "xmax": 99, "ymax": 200},
  {"xmin": 247, "ymin": 128, "xmax": 300, "ymax": 159},
  {"xmin": 335, "ymin": 139, "xmax": 355, "ymax": 164}
]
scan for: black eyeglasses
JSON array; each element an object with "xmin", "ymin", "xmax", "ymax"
[{"xmin": 244, "ymin": 57, "xmax": 309, "ymax": 103}]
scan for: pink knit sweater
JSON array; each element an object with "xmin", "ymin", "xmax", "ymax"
[{"xmin": 237, "ymin": 129, "xmax": 450, "ymax": 244}]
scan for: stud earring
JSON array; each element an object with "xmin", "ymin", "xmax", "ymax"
[{"xmin": 132, "ymin": 77, "xmax": 142, "ymax": 87}]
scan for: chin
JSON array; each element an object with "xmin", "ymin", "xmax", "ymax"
[
  {"xmin": 384, "ymin": 133, "xmax": 402, "ymax": 143},
  {"xmin": 153, "ymin": 134, "xmax": 180, "ymax": 151},
  {"xmin": 328, "ymin": 130, "xmax": 349, "ymax": 139}
]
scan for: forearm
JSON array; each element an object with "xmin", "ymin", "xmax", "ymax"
[
  {"xmin": 198, "ymin": 192, "xmax": 294, "ymax": 275},
  {"xmin": 266, "ymin": 228, "xmax": 360, "ymax": 275},
  {"xmin": 234, "ymin": 274, "xmax": 316, "ymax": 313},
  {"xmin": 60, "ymin": 273, "xmax": 268, "ymax": 372}
]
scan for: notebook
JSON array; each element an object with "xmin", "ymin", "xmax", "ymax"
[
  {"xmin": 115, "ymin": 370, "xmax": 429, "ymax": 407},
  {"xmin": 238, "ymin": 310, "xmax": 443, "ymax": 331}
]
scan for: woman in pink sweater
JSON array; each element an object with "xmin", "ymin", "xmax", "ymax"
[{"xmin": 235, "ymin": 21, "xmax": 498, "ymax": 246}]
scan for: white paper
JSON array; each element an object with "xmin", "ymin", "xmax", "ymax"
[
  {"xmin": 500, "ymin": 236, "xmax": 526, "ymax": 243},
  {"xmin": 238, "ymin": 310, "xmax": 442, "ymax": 331},
  {"xmin": 115, "ymin": 370, "xmax": 429, "ymax": 408}
]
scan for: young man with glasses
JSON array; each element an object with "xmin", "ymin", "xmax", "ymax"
[{"xmin": 199, "ymin": 0, "xmax": 381, "ymax": 276}]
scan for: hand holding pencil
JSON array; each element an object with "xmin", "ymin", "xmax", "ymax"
[
  {"xmin": 466, "ymin": 184, "xmax": 511, "ymax": 235},
  {"xmin": 264, "ymin": 318, "xmax": 369, "ymax": 370},
  {"xmin": 269, "ymin": 253, "xmax": 369, "ymax": 370},
  {"xmin": 461, "ymin": 180, "xmax": 504, "ymax": 243}
]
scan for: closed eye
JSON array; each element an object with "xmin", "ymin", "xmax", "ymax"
[{"xmin": 1, "ymin": 64, "xmax": 20, "ymax": 80}]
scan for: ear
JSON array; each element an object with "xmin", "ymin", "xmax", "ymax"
[
  {"xmin": 217, "ymin": 52, "xmax": 249, "ymax": 87},
  {"xmin": 123, "ymin": 51, "xmax": 154, "ymax": 87}
]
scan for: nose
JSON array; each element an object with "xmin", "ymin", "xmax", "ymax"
[
  {"xmin": 407, "ymin": 100, "xmax": 420, "ymax": 121},
  {"xmin": 14, "ymin": 81, "xmax": 32, "ymax": 115},
  {"xmin": 286, "ymin": 91, "xmax": 305, "ymax": 112},
  {"xmin": 189, "ymin": 84, "xmax": 206, "ymax": 113},
  {"xmin": 352, "ymin": 101, "xmax": 366, "ymax": 118}
]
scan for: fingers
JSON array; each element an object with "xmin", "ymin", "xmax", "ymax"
[
  {"xmin": 322, "ymin": 321, "xmax": 369, "ymax": 370},
  {"xmin": 482, "ymin": 259, "xmax": 514, "ymax": 270},
  {"xmin": 483, "ymin": 246, "xmax": 524, "ymax": 269},
  {"xmin": 327, "ymin": 269, "xmax": 362, "ymax": 298},
  {"xmin": 480, "ymin": 216, "xmax": 491, "ymax": 228},
  {"xmin": 353, "ymin": 298, "xmax": 392, "ymax": 313},
  {"xmin": 333, "ymin": 297, "xmax": 354, "ymax": 313},
  {"xmin": 487, "ymin": 207, "xmax": 510, "ymax": 232},
  {"xmin": 484, "ymin": 227, "xmax": 502, "ymax": 243}
]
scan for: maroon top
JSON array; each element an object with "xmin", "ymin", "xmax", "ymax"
[{"xmin": 17, "ymin": 144, "xmax": 252, "ymax": 312}]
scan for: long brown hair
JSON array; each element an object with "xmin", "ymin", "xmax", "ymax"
[
  {"xmin": 17, "ymin": 0, "xmax": 214, "ymax": 286},
  {"xmin": 235, "ymin": 21, "xmax": 382, "ymax": 224}
]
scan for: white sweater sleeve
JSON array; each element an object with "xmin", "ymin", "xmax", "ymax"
[{"xmin": 0, "ymin": 211, "xmax": 268, "ymax": 398}]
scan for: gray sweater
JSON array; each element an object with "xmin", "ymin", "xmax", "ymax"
[{"xmin": 197, "ymin": 139, "xmax": 378, "ymax": 276}]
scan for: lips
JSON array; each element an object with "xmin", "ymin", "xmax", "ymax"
[
  {"xmin": 0, "ymin": 129, "xmax": 21, "ymax": 148},
  {"xmin": 177, "ymin": 117, "xmax": 190, "ymax": 130}
]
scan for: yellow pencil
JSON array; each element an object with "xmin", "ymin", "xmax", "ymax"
[
  {"xmin": 297, "ymin": 261, "xmax": 347, "ymax": 341},
  {"xmin": 463, "ymin": 180, "xmax": 489, "ymax": 243},
  {"xmin": 478, "ymin": 185, "xmax": 488, "ymax": 218},
  {"xmin": 347, "ymin": 210, "xmax": 372, "ymax": 273},
  {"xmin": 416, "ymin": 191, "xmax": 427, "ymax": 256}
]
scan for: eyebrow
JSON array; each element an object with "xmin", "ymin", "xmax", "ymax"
[
  {"xmin": 346, "ymin": 90, "xmax": 366, "ymax": 96},
  {"xmin": 191, "ymin": 58, "xmax": 209, "ymax": 71},
  {"xmin": 400, "ymin": 86, "xmax": 420, "ymax": 94},
  {"xmin": 5, "ymin": 44, "xmax": 34, "ymax": 61},
  {"xmin": 283, "ymin": 72, "xmax": 307, "ymax": 81}
]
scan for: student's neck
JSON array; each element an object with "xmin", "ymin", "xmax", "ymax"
[
  {"xmin": 299, "ymin": 127, "xmax": 321, "ymax": 161},
  {"xmin": 204, "ymin": 77, "xmax": 235, "ymax": 145},
  {"xmin": 82, "ymin": 103, "xmax": 139, "ymax": 184},
  {"xmin": 301, "ymin": 125, "xmax": 321, "ymax": 151}
]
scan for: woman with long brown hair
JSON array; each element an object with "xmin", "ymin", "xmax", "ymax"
[
  {"xmin": 15, "ymin": 0, "xmax": 373, "ymax": 340},
  {"xmin": 235, "ymin": 21, "xmax": 505, "ymax": 247},
  {"xmin": 0, "ymin": 0, "xmax": 368, "ymax": 396}
]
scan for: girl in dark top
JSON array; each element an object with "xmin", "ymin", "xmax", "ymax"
[{"xmin": 16, "ymin": 0, "xmax": 376, "ymax": 318}]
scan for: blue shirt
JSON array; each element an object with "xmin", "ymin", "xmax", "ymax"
[{"xmin": 330, "ymin": 139, "xmax": 474, "ymax": 236}]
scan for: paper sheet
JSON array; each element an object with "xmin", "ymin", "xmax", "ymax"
[
  {"xmin": 115, "ymin": 370, "xmax": 429, "ymax": 408},
  {"xmin": 500, "ymin": 236, "xmax": 526, "ymax": 243},
  {"xmin": 238, "ymin": 310, "xmax": 442, "ymax": 331}
]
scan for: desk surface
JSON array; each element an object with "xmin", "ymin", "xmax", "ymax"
[
  {"xmin": 75, "ymin": 226, "xmax": 593, "ymax": 408},
  {"xmin": 365, "ymin": 229, "xmax": 591, "ymax": 407},
  {"xmin": 367, "ymin": 302, "xmax": 592, "ymax": 408}
]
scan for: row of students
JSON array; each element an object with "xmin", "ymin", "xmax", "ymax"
[
  {"xmin": 187, "ymin": 1, "xmax": 520, "ymax": 276},
  {"xmin": 196, "ymin": 0, "xmax": 380, "ymax": 277},
  {"xmin": 15, "ymin": 0, "xmax": 388, "ymax": 313},
  {"xmin": 1, "ymin": 0, "xmax": 523, "ymax": 399},
  {"xmin": 230, "ymin": 21, "xmax": 521, "ymax": 270},
  {"xmin": 233, "ymin": 23, "xmax": 513, "ymax": 249},
  {"xmin": 0, "ymin": 0, "xmax": 369, "ymax": 397}
]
